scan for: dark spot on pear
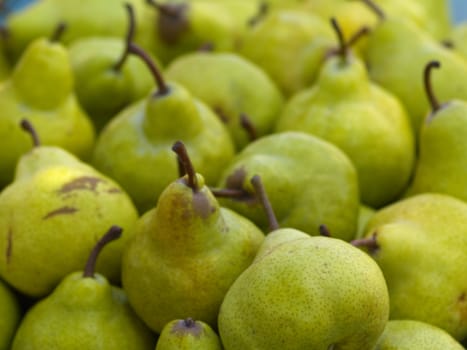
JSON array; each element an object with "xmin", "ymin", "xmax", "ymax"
[
  {"xmin": 158, "ymin": 3, "xmax": 190, "ymax": 45},
  {"xmin": 58, "ymin": 176, "xmax": 103, "ymax": 194},
  {"xmin": 6, "ymin": 227, "xmax": 12, "ymax": 264},
  {"xmin": 214, "ymin": 106, "xmax": 230, "ymax": 124},
  {"xmin": 171, "ymin": 318, "xmax": 203, "ymax": 338},
  {"xmin": 106, "ymin": 187, "xmax": 122, "ymax": 194},
  {"xmin": 459, "ymin": 292, "xmax": 466, "ymax": 303},
  {"xmin": 192, "ymin": 191, "xmax": 215, "ymax": 219},
  {"xmin": 42, "ymin": 206, "xmax": 78, "ymax": 220}
]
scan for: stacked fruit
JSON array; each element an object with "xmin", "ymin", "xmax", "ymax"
[{"xmin": 0, "ymin": 0, "xmax": 467, "ymax": 349}]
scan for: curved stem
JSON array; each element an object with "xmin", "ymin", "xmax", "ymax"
[
  {"xmin": 113, "ymin": 3, "xmax": 136, "ymax": 71},
  {"xmin": 330, "ymin": 18, "xmax": 347, "ymax": 61},
  {"xmin": 361, "ymin": 0, "xmax": 385, "ymax": 21},
  {"xmin": 250, "ymin": 174, "xmax": 279, "ymax": 232},
  {"xmin": 248, "ymin": 1, "xmax": 269, "ymax": 27},
  {"xmin": 83, "ymin": 225, "xmax": 122, "ymax": 278},
  {"xmin": 128, "ymin": 42, "xmax": 169, "ymax": 96},
  {"xmin": 50, "ymin": 22, "xmax": 67, "ymax": 43},
  {"xmin": 240, "ymin": 113, "xmax": 258, "ymax": 142},
  {"xmin": 319, "ymin": 224, "xmax": 331, "ymax": 237},
  {"xmin": 424, "ymin": 60, "xmax": 442, "ymax": 113},
  {"xmin": 20, "ymin": 119, "xmax": 41, "ymax": 147},
  {"xmin": 172, "ymin": 141, "xmax": 199, "ymax": 192}
]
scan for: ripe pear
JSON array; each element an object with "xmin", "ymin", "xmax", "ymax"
[
  {"xmin": 449, "ymin": 22, "xmax": 467, "ymax": 59},
  {"xmin": 0, "ymin": 120, "xmax": 138, "ymax": 297},
  {"xmin": 218, "ymin": 231, "xmax": 389, "ymax": 349},
  {"xmin": 374, "ymin": 320, "xmax": 465, "ymax": 350},
  {"xmin": 405, "ymin": 61, "xmax": 467, "ymax": 202},
  {"xmin": 215, "ymin": 131, "xmax": 360, "ymax": 241},
  {"xmin": 355, "ymin": 193, "xmax": 467, "ymax": 340},
  {"xmin": 122, "ymin": 141, "xmax": 264, "ymax": 333},
  {"xmin": 0, "ymin": 279, "xmax": 21, "ymax": 350},
  {"xmin": 93, "ymin": 44, "xmax": 234, "ymax": 213},
  {"xmin": 156, "ymin": 318, "xmax": 222, "ymax": 350},
  {"xmin": 0, "ymin": 30, "xmax": 95, "ymax": 188},
  {"xmin": 165, "ymin": 51, "xmax": 284, "ymax": 149},
  {"xmin": 276, "ymin": 19, "xmax": 415, "ymax": 208},
  {"xmin": 11, "ymin": 226, "xmax": 156, "ymax": 350}
]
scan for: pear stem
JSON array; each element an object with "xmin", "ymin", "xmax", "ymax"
[
  {"xmin": 319, "ymin": 224, "xmax": 331, "ymax": 237},
  {"xmin": 424, "ymin": 60, "xmax": 442, "ymax": 113},
  {"xmin": 50, "ymin": 22, "xmax": 67, "ymax": 43},
  {"xmin": 248, "ymin": 1, "xmax": 269, "ymax": 27},
  {"xmin": 83, "ymin": 225, "xmax": 122, "ymax": 278},
  {"xmin": 250, "ymin": 175, "xmax": 279, "ymax": 232},
  {"xmin": 113, "ymin": 3, "xmax": 136, "ymax": 71},
  {"xmin": 210, "ymin": 187, "xmax": 250, "ymax": 199},
  {"xmin": 351, "ymin": 232, "xmax": 379, "ymax": 253},
  {"xmin": 330, "ymin": 18, "xmax": 347, "ymax": 61},
  {"xmin": 172, "ymin": 141, "xmax": 199, "ymax": 192},
  {"xmin": 240, "ymin": 113, "xmax": 258, "ymax": 142},
  {"xmin": 346, "ymin": 26, "xmax": 371, "ymax": 48},
  {"xmin": 128, "ymin": 42, "xmax": 169, "ymax": 96},
  {"xmin": 20, "ymin": 119, "xmax": 41, "ymax": 147},
  {"xmin": 146, "ymin": 0, "xmax": 182, "ymax": 18},
  {"xmin": 361, "ymin": 0, "xmax": 385, "ymax": 21},
  {"xmin": 184, "ymin": 318, "xmax": 195, "ymax": 328}
]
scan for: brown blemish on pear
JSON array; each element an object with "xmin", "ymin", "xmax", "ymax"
[
  {"xmin": 106, "ymin": 188, "xmax": 122, "ymax": 194},
  {"xmin": 42, "ymin": 206, "xmax": 78, "ymax": 220},
  {"xmin": 6, "ymin": 227, "xmax": 12, "ymax": 264},
  {"xmin": 171, "ymin": 318, "xmax": 203, "ymax": 337},
  {"xmin": 58, "ymin": 176, "xmax": 103, "ymax": 194}
]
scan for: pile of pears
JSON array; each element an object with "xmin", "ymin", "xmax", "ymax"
[{"xmin": 1, "ymin": 0, "xmax": 467, "ymax": 349}]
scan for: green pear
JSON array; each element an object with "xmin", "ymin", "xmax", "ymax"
[
  {"xmin": 0, "ymin": 120, "xmax": 138, "ymax": 297},
  {"xmin": 122, "ymin": 141, "xmax": 264, "ymax": 333},
  {"xmin": 92, "ymin": 44, "xmax": 235, "ymax": 213},
  {"xmin": 238, "ymin": 8, "xmax": 334, "ymax": 96},
  {"xmin": 165, "ymin": 51, "xmax": 284, "ymax": 149},
  {"xmin": 354, "ymin": 193, "xmax": 467, "ymax": 340},
  {"xmin": 155, "ymin": 318, "xmax": 222, "ymax": 350},
  {"xmin": 405, "ymin": 61, "xmax": 467, "ymax": 202},
  {"xmin": 0, "ymin": 31, "xmax": 95, "ymax": 188},
  {"xmin": 363, "ymin": 2, "xmax": 467, "ymax": 135},
  {"xmin": 355, "ymin": 204, "xmax": 375, "ymax": 239},
  {"xmin": 374, "ymin": 320, "xmax": 465, "ymax": 350},
  {"xmin": 276, "ymin": 18, "xmax": 414, "ymax": 208},
  {"xmin": 448, "ymin": 22, "xmax": 467, "ymax": 59},
  {"xmin": 215, "ymin": 131, "xmax": 360, "ymax": 242},
  {"xmin": 218, "ymin": 231, "xmax": 389, "ymax": 349},
  {"xmin": 11, "ymin": 226, "xmax": 156, "ymax": 349},
  {"xmin": 68, "ymin": 3, "xmax": 157, "ymax": 131},
  {"xmin": 0, "ymin": 279, "xmax": 21, "ymax": 350}
]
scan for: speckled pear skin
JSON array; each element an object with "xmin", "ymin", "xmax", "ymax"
[
  {"xmin": 217, "ymin": 131, "xmax": 359, "ymax": 241},
  {"xmin": 11, "ymin": 273, "xmax": 156, "ymax": 350},
  {"xmin": 276, "ymin": 54, "xmax": 415, "ymax": 208},
  {"xmin": 374, "ymin": 320, "xmax": 465, "ymax": 350},
  {"xmin": 165, "ymin": 52, "xmax": 285, "ymax": 150},
  {"xmin": 122, "ymin": 173, "xmax": 264, "ymax": 333},
  {"xmin": 0, "ymin": 279, "xmax": 21, "ymax": 350},
  {"xmin": 218, "ymin": 235, "xmax": 389, "ymax": 350},
  {"xmin": 155, "ymin": 319, "xmax": 222, "ymax": 350},
  {"xmin": 0, "ymin": 37, "xmax": 95, "ymax": 188},
  {"xmin": 0, "ymin": 147, "xmax": 138, "ymax": 298},
  {"xmin": 362, "ymin": 193, "xmax": 467, "ymax": 340}
]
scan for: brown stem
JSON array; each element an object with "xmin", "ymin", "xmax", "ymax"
[
  {"xmin": 197, "ymin": 42, "xmax": 214, "ymax": 52},
  {"xmin": 146, "ymin": 0, "xmax": 184, "ymax": 18},
  {"xmin": 330, "ymin": 18, "xmax": 347, "ymax": 61},
  {"xmin": 20, "ymin": 119, "xmax": 41, "ymax": 147},
  {"xmin": 83, "ymin": 225, "xmax": 122, "ymax": 278},
  {"xmin": 248, "ymin": 1, "xmax": 269, "ymax": 27},
  {"xmin": 346, "ymin": 26, "xmax": 371, "ymax": 48},
  {"xmin": 319, "ymin": 224, "xmax": 331, "ymax": 237},
  {"xmin": 250, "ymin": 174, "xmax": 279, "ymax": 232},
  {"xmin": 172, "ymin": 141, "xmax": 199, "ymax": 192},
  {"xmin": 351, "ymin": 232, "xmax": 379, "ymax": 254},
  {"xmin": 240, "ymin": 113, "xmax": 258, "ymax": 142},
  {"xmin": 113, "ymin": 3, "xmax": 136, "ymax": 71},
  {"xmin": 184, "ymin": 318, "xmax": 195, "ymax": 328},
  {"xmin": 424, "ymin": 60, "xmax": 442, "ymax": 113},
  {"xmin": 361, "ymin": 0, "xmax": 385, "ymax": 21},
  {"xmin": 128, "ymin": 42, "xmax": 169, "ymax": 96},
  {"xmin": 50, "ymin": 22, "xmax": 67, "ymax": 43},
  {"xmin": 210, "ymin": 187, "xmax": 251, "ymax": 199}
]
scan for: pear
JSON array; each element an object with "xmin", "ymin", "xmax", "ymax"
[
  {"xmin": 121, "ymin": 141, "xmax": 264, "ymax": 333},
  {"xmin": 156, "ymin": 318, "xmax": 222, "ymax": 350},
  {"xmin": 11, "ymin": 226, "xmax": 156, "ymax": 349},
  {"xmin": 276, "ymin": 18, "xmax": 414, "ymax": 208},
  {"xmin": 405, "ymin": 61, "xmax": 467, "ymax": 202},
  {"xmin": 449, "ymin": 22, "xmax": 467, "ymax": 59},
  {"xmin": 374, "ymin": 320, "xmax": 465, "ymax": 350},
  {"xmin": 0, "ymin": 27, "xmax": 95, "ymax": 188},
  {"xmin": 363, "ymin": 0, "xmax": 467, "ymax": 135},
  {"xmin": 353, "ymin": 193, "xmax": 467, "ymax": 340},
  {"xmin": 0, "ymin": 279, "xmax": 21, "ymax": 350},
  {"xmin": 214, "ymin": 131, "xmax": 360, "ymax": 242},
  {"xmin": 0, "ymin": 120, "xmax": 138, "ymax": 297},
  {"xmin": 165, "ymin": 51, "xmax": 284, "ymax": 149},
  {"xmin": 68, "ymin": 3, "xmax": 157, "ymax": 131},
  {"xmin": 355, "ymin": 204, "xmax": 375, "ymax": 239},
  {"xmin": 92, "ymin": 43, "xmax": 235, "ymax": 213}
]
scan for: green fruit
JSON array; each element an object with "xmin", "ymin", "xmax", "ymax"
[
  {"xmin": 165, "ymin": 51, "xmax": 284, "ymax": 149},
  {"xmin": 375, "ymin": 320, "xmax": 465, "ymax": 350},
  {"xmin": 122, "ymin": 141, "xmax": 264, "ymax": 333},
  {"xmin": 0, "ymin": 120, "xmax": 138, "ymax": 297},
  {"xmin": 156, "ymin": 318, "xmax": 222, "ymax": 350},
  {"xmin": 11, "ymin": 226, "xmax": 156, "ymax": 349},
  {"xmin": 216, "ymin": 131, "xmax": 359, "ymax": 241},
  {"xmin": 449, "ymin": 22, "xmax": 467, "ymax": 59},
  {"xmin": 0, "ymin": 279, "xmax": 21, "ymax": 350},
  {"xmin": 218, "ymin": 231, "xmax": 389, "ymax": 349}
]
